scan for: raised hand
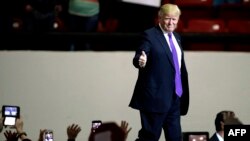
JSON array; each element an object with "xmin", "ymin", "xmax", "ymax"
[
  {"xmin": 120, "ymin": 120, "xmax": 132, "ymax": 140},
  {"xmin": 4, "ymin": 130, "xmax": 18, "ymax": 141},
  {"xmin": 139, "ymin": 51, "xmax": 147, "ymax": 68},
  {"xmin": 67, "ymin": 124, "xmax": 81, "ymax": 140}
]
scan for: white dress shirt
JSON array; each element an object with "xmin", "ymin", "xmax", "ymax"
[{"xmin": 159, "ymin": 24, "xmax": 182, "ymax": 70}]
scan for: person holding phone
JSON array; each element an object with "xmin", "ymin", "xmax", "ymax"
[
  {"xmin": 91, "ymin": 120, "xmax": 102, "ymax": 133},
  {"xmin": 4, "ymin": 117, "xmax": 31, "ymax": 141},
  {"xmin": 44, "ymin": 130, "xmax": 54, "ymax": 141},
  {"xmin": 2, "ymin": 105, "xmax": 20, "ymax": 126}
]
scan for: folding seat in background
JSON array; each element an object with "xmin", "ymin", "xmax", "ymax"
[
  {"xmin": 183, "ymin": 19, "xmax": 226, "ymax": 51},
  {"xmin": 174, "ymin": 0, "xmax": 214, "ymax": 21},
  {"xmin": 226, "ymin": 20, "xmax": 250, "ymax": 52}
]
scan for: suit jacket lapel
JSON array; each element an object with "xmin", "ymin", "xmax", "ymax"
[
  {"xmin": 155, "ymin": 26, "xmax": 175, "ymax": 68},
  {"xmin": 173, "ymin": 32, "xmax": 183, "ymax": 54}
]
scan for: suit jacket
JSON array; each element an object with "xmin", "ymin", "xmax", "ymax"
[
  {"xmin": 209, "ymin": 133, "xmax": 220, "ymax": 141},
  {"xmin": 129, "ymin": 25, "xmax": 189, "ymax": 115}
]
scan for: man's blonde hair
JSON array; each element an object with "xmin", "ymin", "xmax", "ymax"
[{"xmin": 158, "ymin": 3, "xmax": 181, "ymax": 17}]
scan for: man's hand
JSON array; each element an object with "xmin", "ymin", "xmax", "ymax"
[
  {"xmin": 67, "ymin": 124, "xmax": 81, "ymax": 140},
  {"xmin": 120, "ymin": 120, "xmax": 132, "ymax": 140},
  {"xmin": 4, "ymin": 130, "xmax": 18, "ymax": 141},
  {"xmin": 139, "ymin": 51, "xmax": 147, "ymax": 68}
]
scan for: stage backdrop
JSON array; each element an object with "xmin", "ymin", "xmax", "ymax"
[{"xmin": 0, "ymin": 51, "xmax": 250, "ymax": 141}]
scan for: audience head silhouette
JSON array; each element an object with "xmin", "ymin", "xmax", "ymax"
[{"xmin": 215, "ymin": 110, "xmax": 242, "ymax": 132}]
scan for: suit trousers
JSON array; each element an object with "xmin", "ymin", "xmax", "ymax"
[{"xmin": 136, "ymin": 94, "xmax": 182, "ymax": 141}]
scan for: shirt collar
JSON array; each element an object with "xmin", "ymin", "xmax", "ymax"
[{"xmin": 216, "ymin": 132, "xmax": 224, "ymax": 141}]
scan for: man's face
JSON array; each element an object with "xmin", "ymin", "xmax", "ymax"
[{"xmin": 159, "ymin": 13, "xmax": 179, "ymax": 32}]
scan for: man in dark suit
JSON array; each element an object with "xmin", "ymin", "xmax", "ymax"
[
  {"xmin": 129, "ymin": 3, "xmax": 189, "ymax": 141},
  {"xmin": 209, "ymin": 111, "xmax": 243, "ymax": 141}
]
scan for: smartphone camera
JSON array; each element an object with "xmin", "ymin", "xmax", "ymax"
[
  {"xmin": 2, "ymin": 105, "xmax": 20, "ymax": 126},
  {"xmin": 43, "ymin": 130, "xmax": 53, "ymax": 141},
  {"xmin": 91, "ymin": 120, "xmax": 102, "ymax": 133}
]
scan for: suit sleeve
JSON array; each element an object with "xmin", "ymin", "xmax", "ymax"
[{"xmin": 133, "ymin": 32, "xmax": 151, "ymax": 68}]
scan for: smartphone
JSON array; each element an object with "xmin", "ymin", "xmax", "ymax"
[
  {"xmin": 91, "ymin": 120, "xmax": 102, "ymax": 133},
  {"xmin": 43, "ymin": 130, "xmax": 53, "ymax": 141},
  {"xmin": 2, "ymin": 105, "xmax": 20, "ymax": 126}
]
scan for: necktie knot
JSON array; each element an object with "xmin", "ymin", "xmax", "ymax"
[{"xmin": 168, "ymin": 33, "xmax": 172, "ymax": 38}]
